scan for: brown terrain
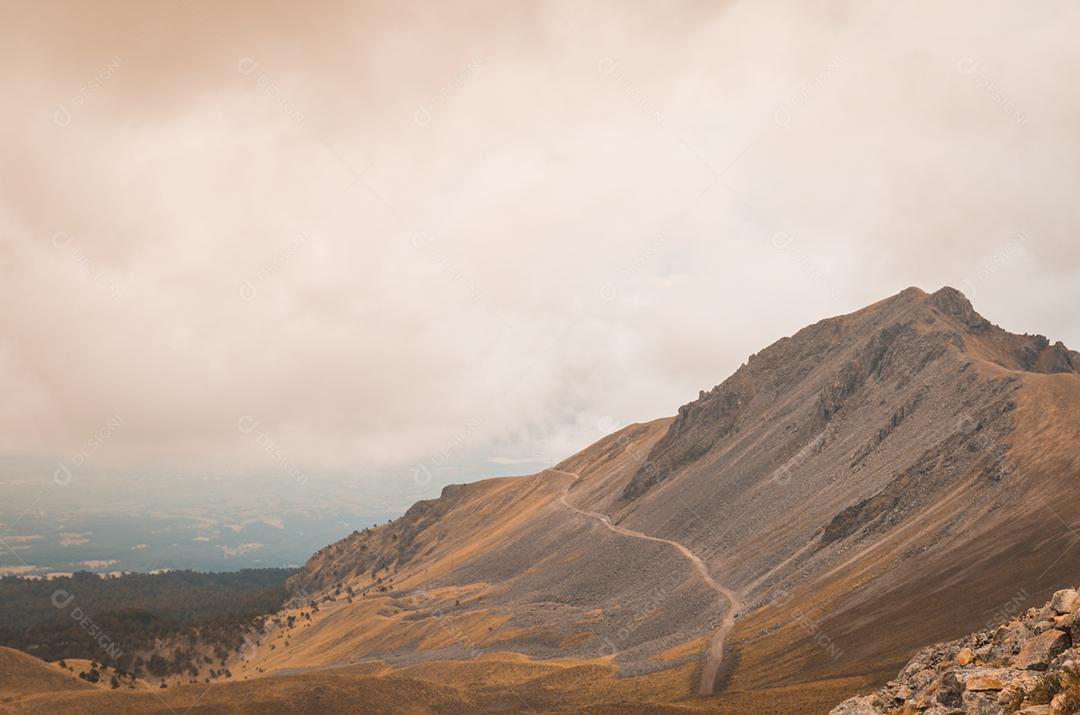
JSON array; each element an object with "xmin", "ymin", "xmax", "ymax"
[
  {"xmin": 0, "ymin": 647, "xmax": 92, "ymax": 702},
  {"xmin": 4, "ymin": 286, "xmax": 1080, "ymax": 714}
]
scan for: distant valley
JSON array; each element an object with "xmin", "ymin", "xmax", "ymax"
[{"xmin": 0, "ymin": 470, "xmax": 397, "ymax": 577}]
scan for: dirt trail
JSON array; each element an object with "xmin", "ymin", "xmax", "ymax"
[{"xmin": 548, "ymin": 469, "xmax": 742, "ymax": 696}]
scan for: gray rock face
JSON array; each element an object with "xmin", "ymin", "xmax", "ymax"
[{"xmin": 830, "ymin": 586, "xmax": 1080, "ymax": 714}]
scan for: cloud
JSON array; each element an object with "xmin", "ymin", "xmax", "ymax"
[{"xmin": 0, "ymin": 1, "xmax": 1078, "ymax": 488}]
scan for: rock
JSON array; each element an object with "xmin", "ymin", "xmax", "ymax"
[
  {"xmin": 1011, "ymin": 671, "xmax": 1046, "ymax": 692},
  {"xmin": 909, "ymin": 667, "xmax": 937, "ymax": 693},
  {"xmin": 828, "ymin": 586, "xmax": 1080, "ymax": 715},
  {"xmin": 938, "ymin": 671, "xmax": 963, "ymax": 707},
  {"xmin": 993, "ymin": 620, "xmax": 1033, "ymax": 659},
  {"xmin": 961, "ymin": 690, "xmax": 1001, "ymax": 713},
  {"xmin": 1013, "ymin": 629, "xmax": 1069, "ymax": 670},
  {"xmin": 967, "ymin": 678, "xmax": 1006, "ymax": 695},
  {"xmin": 963, "ymin": 674, "xmax": 1008, "ymax": 691},
  {"xmin": 1058, "ymin": 612, "xmax": 1080, "ymax": 643},
  {"xmin": 828, "ymin": 695, "xmax": 880, "ymax": 714},
  {"xmin": 950, "ymin": 667, "xmax": 1017, "ymax": 692},
  {"xmin": 1035, "ymin": 620, "xmax": 1057, "ymax": 634},
  {"xmin": 1051, "ymin": 589, "xmax": 1080, "ymax": 615}
]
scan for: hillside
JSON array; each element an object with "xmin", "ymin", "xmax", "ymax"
[
  {"xmin": 0, "ymin": 646, "xmax": 91, "ymax": 703},
  {"xmin": 276, "ymin": 286, "xmax": 1080, "ymax": 709},
  {"xmin": 6, "ymin": 286, "xmax": 1080, "ymax": 713}
]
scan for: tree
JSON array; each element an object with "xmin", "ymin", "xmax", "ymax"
[{"xmin": 148, "ymin": 654, "xmax": 168, "ymax": 677}]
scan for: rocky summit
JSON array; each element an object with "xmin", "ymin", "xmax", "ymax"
[{"xmin": 832, "ymin": 588, "xmax": 1080, "ymax": 715}]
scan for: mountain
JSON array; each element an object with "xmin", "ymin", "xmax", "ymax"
[
  {"xmin": 272, "ymin": 286, "xmax": 1080, "ymax": 711},
  {"xmin": 6, "ymin": 286, "xmax": 1080, "ymax": 714}
]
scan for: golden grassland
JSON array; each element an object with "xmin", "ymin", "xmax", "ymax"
[{"xmin": 1, "ymin": 644, "xmax": 883, "ymax": 715}]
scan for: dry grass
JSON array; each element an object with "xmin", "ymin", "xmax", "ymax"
[
  {"xmin": 1011, "ymin": 664, "xmax": 1080, "ymax": 714},
  {"xmin": 0, "ymin": 647, "xmax": 92, "ymax": 700}
]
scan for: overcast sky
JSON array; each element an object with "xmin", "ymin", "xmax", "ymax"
[{"xmin": 1, "ymin": 1, "xmax": 1078, "ymax": 491}]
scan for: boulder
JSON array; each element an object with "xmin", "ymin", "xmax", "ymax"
[
  {"xmin": 937, "ymin": 671, "xmax": 963, "ymax": 707},
  {"xmin": 963, "ymin": 674, "xmax": 1007, "ymax": 691},
  {"xmin": 1035, "ymin": 620, "xmax": 1057, "ymax": 634},
  {"xmin": 828, "ymin": 695, "xmax": 880, "ymax": 714},
  {"xmin": 961, "ymin": 690, "xmax": 1002, "ymax": 714},
  {"xmin": 992, "ymin": 620, "xmax": 1033, "ymax": 659},
  {"xmin": 1013, "ymin": 629, "xmax": 1069, "ymax": 670},
  {"xmin": 1051, "ymin": 589, "xmax": 1080, "ymax": 615},
  {"xmin": 952, "ymin": 667, "xmax": 1016, "ymax": 692},
  {"xmin": 956, "ymin": 646, "xmax": 975, "ymax": 666},
  {"xmin": 1058, "ymin": 612, "xmax": 1080, "ymax": 644},
  {"xmin": 908, "ymin": 667, "xmax": 937, "ymax": 693},
  {"xmin": 1011, "ymin": 671, "xmax": 1046, "ymax": 692}
]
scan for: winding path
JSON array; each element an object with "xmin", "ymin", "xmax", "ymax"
[{"xmin": 548, "ymin": 469, "xmax": 742, "ymax": 696}]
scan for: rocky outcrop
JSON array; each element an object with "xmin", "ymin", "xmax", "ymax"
[
  {"xmin": 619, "ymin": 370, "xmax": 755, "ymax": 500},
  {"xmin": 288, "ymin": 482, "xmax": 472, "ymax": 597},
  {"xmin": 830, "ymin": 588, "xmax": 1080, "ymax": 714}
]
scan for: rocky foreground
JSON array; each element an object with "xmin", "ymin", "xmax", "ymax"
[{"xmin": 832, "ymin": 588, "xmax": 1080, "ymax": 714}]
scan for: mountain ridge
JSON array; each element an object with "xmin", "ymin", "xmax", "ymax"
[
  {"xmin": 280, "ymin": 286, "xmax": 1080, "ymax": 708},
  {"xmin": 7, "ymin": 286, "xmax": 1080, "ymax": 714}
]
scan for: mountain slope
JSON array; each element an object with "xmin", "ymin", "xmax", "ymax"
[
  {"xmin": 274, "ymin": 287, "xmax": 1080, "ymax": 711},
  {"xmin": 0, "ymin": 646, "xmax": 91, "ymax": 703},
  {"xmin": 8, "ymin": 286, "xmax": 1080, "ymax": 714}
]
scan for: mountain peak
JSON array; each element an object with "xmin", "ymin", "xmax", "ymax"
[
  {"xmin": 620, "ymin": 286, "xmax": 1079, "ymax": 502},
  {"xmin": 926, "ymin": 285, "xmax": 991, "ymax": 331}
]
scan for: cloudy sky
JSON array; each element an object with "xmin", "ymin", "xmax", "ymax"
[{"xmin": 1, "ymin": 1, "xmax": 1078, "ymax": 494}]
